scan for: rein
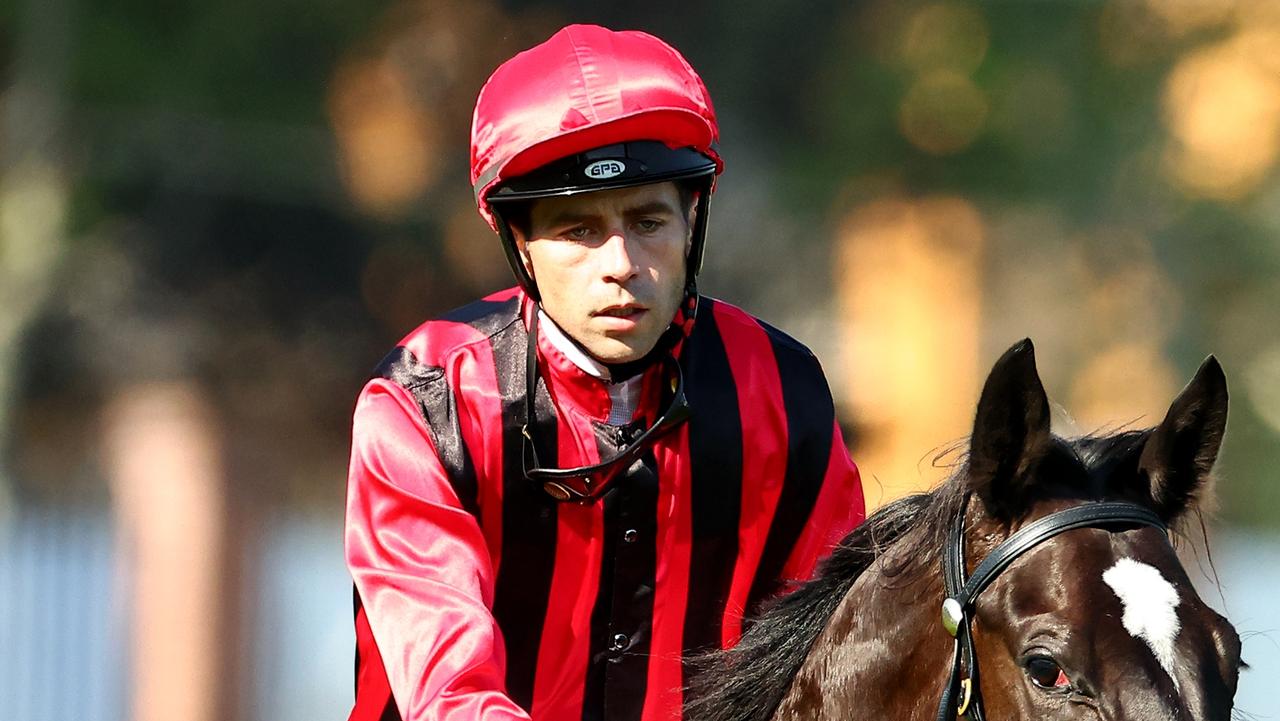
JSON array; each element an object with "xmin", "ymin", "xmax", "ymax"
[{"xmin": 935, "ymin": 495, "xmax": 1168, "ymax": 721}]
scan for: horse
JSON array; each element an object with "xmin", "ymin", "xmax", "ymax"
[{"xmin": 686, "ymin": 339, "xmax": 1243, "ymax": 721}]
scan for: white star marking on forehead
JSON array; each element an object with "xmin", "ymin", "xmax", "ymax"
[{"xmin": 1102, "ymin": 557, "xmax": 1182, "ymax": 690}]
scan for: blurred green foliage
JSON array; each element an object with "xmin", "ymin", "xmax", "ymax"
[{"xmin": 73, "ymin": 0, "xmax": 382, "ymax": 122}]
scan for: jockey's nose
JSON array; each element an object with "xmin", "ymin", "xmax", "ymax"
[{"xmin": 599, "ymin": 231, "xmax": 638, "ymax": 284}]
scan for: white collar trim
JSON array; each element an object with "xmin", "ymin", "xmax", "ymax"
[
  {"xmin": 539, "ymin": 311, "xmax": 642, "ymax": 424},
  {"xmin": 539, "ymin": 310, "xmax": 611, "ymax": 380}
]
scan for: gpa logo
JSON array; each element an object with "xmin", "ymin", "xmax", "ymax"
[{"xmin": 584, "ymin": 159, "xmax": 627, "ymax": 180}]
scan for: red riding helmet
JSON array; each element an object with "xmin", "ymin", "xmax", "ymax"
[{"xmin": 470, "ymin": 24, "xmax": 724, "ymax": 300}]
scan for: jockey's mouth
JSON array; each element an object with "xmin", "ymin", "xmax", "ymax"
[{"xmin": 595, "ymin": 303, "xmax": 647, "ymax": 318}]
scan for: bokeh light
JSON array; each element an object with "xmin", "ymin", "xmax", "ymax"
[
  {"xmin": 0, "ymin": 162, "xmax": 66, "ymax": 278},
  {"xmin": 104, "ymin": 384, "xmax": 225, "ymax": 721},
  {"xmin": 328, "ymin": 57, "xmax": 439, "ymax": 218},
  {"xmin": 1099, "ymin": 0, "xmax": 1233, "ymax": 68},
  {"xmin": 892, "ymin": 1, "xmax": 989, "ymax": 157},
  {"xmin": 898, "ymin": 70, "xmax": 988, "ymax": 155},
  {"xmin": 443, "ymin": 197, "xmax": 511, "ymax": 293},
  {"xmin": 1142, "ymin": 0, "xmax": 1235, "ymax": 38},
  {"xmin": 1074, "ymin": 226, "xmax": 1181, "ymax": 343},
  {"xmin": 1068, "ymin": 342, "xmax": 1179, "ymax": 431},
  {"xmin": 1244, "ymin": 342, "xmax": 1280, "ymax": 437},
  {"xmin": 897, "ymin": 1, "xmax": 989, "ymax": 75},
  {"xmin": 1163, "ymin": 29, "xmax": 1280, "ymax": 201},
  {"xmin": 837, "ymin": 195, "xmax": 984, "ymax": 505}
]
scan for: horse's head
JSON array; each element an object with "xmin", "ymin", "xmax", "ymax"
[
  {"xmin": 958, "ymin": 339, "xmax": 1241, "ymax": 719},
  {"xmin": 685, "ymin": 340, "xmax": 1243, "ymax": 721}
]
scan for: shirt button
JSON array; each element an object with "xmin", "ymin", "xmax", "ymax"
[
  {"xmin": 623, "ymin": 529, "xmax": 638, "ymax": 543},
  {"xmin": 609, "ymin": 633, "xmax": 629, "ymax": 652}
]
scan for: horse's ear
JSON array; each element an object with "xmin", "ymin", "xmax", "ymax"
[
  {"xmin": 1138, "ymin": 356, "xmax": 1228, "ymax": 522},
  {"xmin": 967, "ymin": 339, "xmax": 1052, "ymax": 522}
]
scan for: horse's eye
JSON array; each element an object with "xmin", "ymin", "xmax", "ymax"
[{"xmin": 1025, "ymin": 656, "xmax": 1071, "ymax": 690}]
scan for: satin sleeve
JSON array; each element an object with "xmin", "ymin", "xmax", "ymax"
[
  {"xmin": 345, "ymin": 377, "xmax": 531, "ymax": 720},
  {"xmin": 780, "ymin": 419, "xmax": 866, "ymax": 582}
]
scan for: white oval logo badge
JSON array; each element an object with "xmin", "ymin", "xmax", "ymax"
[{"xmin": 584, "ymin": 159, "xmax": 627, "ymax": 180}]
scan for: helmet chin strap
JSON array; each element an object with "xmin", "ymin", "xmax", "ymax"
[{"xmin": 492, "ymin": 206, "xmax": 541, "ymax": 302}]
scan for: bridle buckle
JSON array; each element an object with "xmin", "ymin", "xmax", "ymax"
[
  {"xmin": 941, "ymin": 598, "xmax": 963, "ymax": 638},
  {"xmin": 956, "ymin": 678, "xmax": 973, "ymax": 717}
]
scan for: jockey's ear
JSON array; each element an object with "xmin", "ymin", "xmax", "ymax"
[
  {"xmin": 966, "ymin": 339, "xmax": 1052, "ymax": 523},
  {"xmin": 509, "ymin": 220, "xmax": 537, "ymax": 281},
  {"xmin": 683, "ymin": 188, "xmax": 700, "ymax": 257},
  {"xmin": 1138, "ymin": 356, "xmax": 1228, "ymax": 523}
]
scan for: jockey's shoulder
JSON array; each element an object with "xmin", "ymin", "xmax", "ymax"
[
  {"xmin": 373, "ymin": 288, "xmax": 524, "ymax": 385},
  {"xmin": 699, "ymin": 296, "xmax": 818, "ymax": 363}
]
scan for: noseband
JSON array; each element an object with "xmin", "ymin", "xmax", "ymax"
[{"xmin": 936, "ymin": 495, "xmax": 1168, "ymax": 721}]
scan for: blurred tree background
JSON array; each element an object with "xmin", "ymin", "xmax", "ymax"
[{"xmin": 2, "ymin": 0, "xmax": 1278, "ymax": 719}]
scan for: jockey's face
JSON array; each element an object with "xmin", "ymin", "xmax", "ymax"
[{"xmin": 515, "ymin": 181, "xmax": 693, "ymax": 365}]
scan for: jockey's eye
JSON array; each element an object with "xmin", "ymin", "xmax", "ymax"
[{"xmin": 1025, "ymin": 656, "xmax": 1071, "ymax": 691}]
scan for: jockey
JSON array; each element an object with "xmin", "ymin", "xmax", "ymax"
[{"xmin": 344, "ymin": 23, "xmax": 865, "ymax": 721}]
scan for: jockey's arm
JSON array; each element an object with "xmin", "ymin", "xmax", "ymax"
[
  {"xmin": 780, "ymin": 419, "xmax": 865, "ymax": 583},
  {"xmin": 346, "ymin": 377, "xmax": 531, "ymax": 720}
]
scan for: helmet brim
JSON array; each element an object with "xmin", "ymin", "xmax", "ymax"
[{"xmin": 486, "ymin": 141, "xmax": 717, "ymax": 205}]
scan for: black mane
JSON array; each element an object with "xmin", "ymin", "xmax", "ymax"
[{"xmin": 683, "ymin": 430, "xmax": 1158, "ymax": 721}]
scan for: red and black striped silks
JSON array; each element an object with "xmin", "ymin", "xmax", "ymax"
[{"xmin": 345, "ymin": 287, "xmax": 865, "ymax": 721}]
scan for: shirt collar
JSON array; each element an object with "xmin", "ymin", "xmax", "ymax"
[{"xmin": 538, "ymin": 309, "xmax": 612, "ymax": 381}]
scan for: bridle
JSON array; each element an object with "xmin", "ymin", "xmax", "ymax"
[{"xmin": 936, "ymin": 494, "xmax": 1168, "ymax": 721}]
